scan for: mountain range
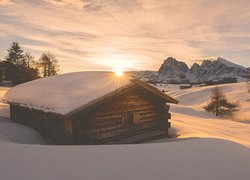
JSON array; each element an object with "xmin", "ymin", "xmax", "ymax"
[{"xmin": 130, "ymin": 57, "xmax": 249, "ymax": 84}]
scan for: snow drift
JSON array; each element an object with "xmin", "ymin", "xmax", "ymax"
[{"xmin": 0, "ymin": 117, "xmax": 45, "ymax": 144}]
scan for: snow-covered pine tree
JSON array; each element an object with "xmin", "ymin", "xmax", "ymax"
[{"xmin": 203, "ymin": 86, "xmax": 239, "ymax": 117}]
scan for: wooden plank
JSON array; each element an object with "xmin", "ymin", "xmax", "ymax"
[
  {"xmin": 165, "ymin": 104, "xmax": 170, "ymax": 111},
  {"xmin": 140, "ymin": 113, "xmax": 156, "ymax": 119},
  {"xmin": 90, "ymin": 115, "xmax": 122, "ymax": 121},
  {"xmin": 92, "ymin": 105, "xmax": 157, "ymax": 118}
]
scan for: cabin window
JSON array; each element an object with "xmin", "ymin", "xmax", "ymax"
[{"xmin": 122, "ymin": 112, "xmax": 140, "ymax": 125}]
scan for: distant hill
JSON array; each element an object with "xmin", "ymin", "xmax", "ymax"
[{"xmin": 130, "ymin": 57, "xmax": 249, "ymax": 84}]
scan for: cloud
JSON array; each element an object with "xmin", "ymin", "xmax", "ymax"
[
  {"xmin": 0, "ymin": 0, "xmax": 11, "ymax": 6},
  {"xmin": 1, "ymin": 0, "xmax": 250, "ymax": 73},
  {"xmin": 43, "ymin": 0, "xmax": 85, "ymax": 9}
]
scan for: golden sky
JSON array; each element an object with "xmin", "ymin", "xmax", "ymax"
[{"xmin": 1, "ymin": 0, "xmax": 250, "ymax": 73}]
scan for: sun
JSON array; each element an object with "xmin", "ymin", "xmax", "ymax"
[{"xmin": 114, "ymin": 68, "xmax": 124, "ymax": 77}]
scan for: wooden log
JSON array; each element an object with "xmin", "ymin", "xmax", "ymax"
[
  {"xmin": 168, "ymin": 113, "xmax": 171, "ymax": 119},
  {"xmin": 165, "ymin": 104, "xmax": 170, "ymax": 111},
  {"xmin": 92, "ymin": 105, "xmax": 157, "ymax": 118}
]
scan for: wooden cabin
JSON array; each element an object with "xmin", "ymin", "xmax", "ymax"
[{"xmin": 5, "ymin": 72, "xmax": 178, "ymax": 145}]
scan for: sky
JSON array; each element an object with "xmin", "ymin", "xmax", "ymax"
[{"xmin": 1, "ymin": 0, "xmax": 250, "ymax": 73}]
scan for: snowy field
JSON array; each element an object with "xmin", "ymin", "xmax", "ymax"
[
  {"xmin": 164, "ymin": 82, "xmax": 250, "ymax": 148},
  {"xmin": 0, "ymin": 83, "xmax": 249, "ymax": 180}
]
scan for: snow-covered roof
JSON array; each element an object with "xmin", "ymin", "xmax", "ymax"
[{"xmin": 5, "ymin": 72, "xmax": 132, "ymax": 115}]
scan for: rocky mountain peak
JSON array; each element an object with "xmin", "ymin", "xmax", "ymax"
[
  {"xmin": 159, "ymin": 57, "xmax": 189, "ymax": 75},
  {"xmin": 163, "ymin": 57, "xmax": 176, "ymax": 63},
  {"xmin": 158, "ymin": 57, "xmax": 248, "ymax": 83},
  {"xmin": 201, "ymin": 60, "xmax": 213, "ymax": 67},
  {"xmin": 190, "ymin": 63, "xmax": 201, "ymax": 74}
]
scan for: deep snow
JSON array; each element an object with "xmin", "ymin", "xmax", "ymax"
[
  {"xmin": 166, "ymin": 82, "xmax": 250, "ymax": 147},
  {"xmin": 0, "ymin": 117, "xmax": 45, "ymax": 144},
  {"xmin": 0, "ymin": 82, "xmax": 249, "ymax": 180},
  {"xmin": 0, "ymin": 139, "xmax": 249, "ymax": 180}
]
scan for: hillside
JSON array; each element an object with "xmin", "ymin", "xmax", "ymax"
[{"xmin": 165, "ymin": 82, "xmax": 250, "ymax": 147}]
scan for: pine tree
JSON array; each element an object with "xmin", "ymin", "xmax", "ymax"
[
  {"xmin": 4, "ymin": 42, "xmax": 26, "ymax": 66},
  {"xmin": 1, "ymin": 42, "xmax": 40, "ymax": 84},
  {"xmin": 203, "ymin": 86, "xmax": 240, "ymax": 117},
  {"xmin": 38, "ymin": 52, "xmax": 59, "ymax": 77}
]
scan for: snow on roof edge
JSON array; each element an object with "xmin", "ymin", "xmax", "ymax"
[{"xmin": 5, "ymin": 71, "xmax": 133, "ymax": 115}]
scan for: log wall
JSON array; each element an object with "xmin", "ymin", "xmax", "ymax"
[{"xmin": 72, "ymin": 87, "xmax": 170, "ymax": 144}]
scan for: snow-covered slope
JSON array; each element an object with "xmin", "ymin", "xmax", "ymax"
[
  {"xmin": 165, "ymin": 82, "xmax": 250, "ymax": 147},
  {"xmin": 216, "ymin": 57, "xmax": 245, "ymax": 69},
  {"xmin": 4, "ymin": 72, "xmax": 131, "ymax": 115}
]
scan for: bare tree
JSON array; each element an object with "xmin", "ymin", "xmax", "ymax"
[
  {"xmin": 24, "ymin": 52, "xmax": 37, "ymax": 69},
  {"xmin": 38, "ymin": 52, "xmax": 59, "ymax": 77},
  {"xmin": 203, "ymin": 86, "xmax": 240, "ymax": 117}
]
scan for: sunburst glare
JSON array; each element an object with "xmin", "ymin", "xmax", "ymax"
[{"xmin": 114, "ymin": 67, "xmax": 124, "ymax": 77}]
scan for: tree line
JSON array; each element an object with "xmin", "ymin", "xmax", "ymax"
[{"xmin": 0, "ymin": 42, "xmax": 59, "ymax": 85}]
